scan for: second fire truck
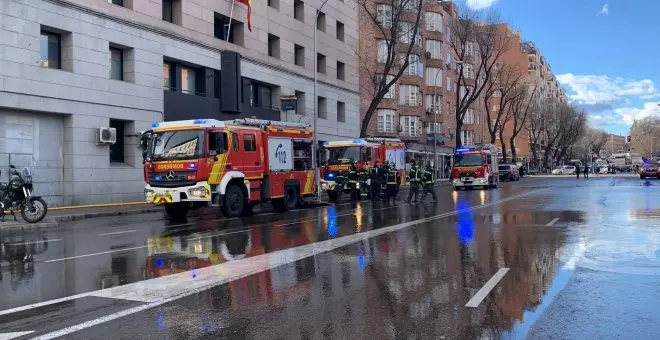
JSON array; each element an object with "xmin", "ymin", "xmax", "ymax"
[
  {"xmin": 451, "ymin": 144, "xmax": 499, "ymax": 190},
  {"xmin": 141, "ymin": 118, "xmax": 316, "ymax": 219}
]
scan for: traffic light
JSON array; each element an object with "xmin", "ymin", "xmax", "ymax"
[{"xmin": 627, "ymin": 135, "xmax": 632, "ymax": 143}]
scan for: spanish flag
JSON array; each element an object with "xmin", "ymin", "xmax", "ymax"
[{"xmin": 236, "ymin": 0, "xmax": 252, "ymax": 32}]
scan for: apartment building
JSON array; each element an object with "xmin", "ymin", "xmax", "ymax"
[
  {"xmin": 359, "ymin": 0, "xmax": 460, "ymax": 174},
  {"xmin": 0, "ymin": 0, "xmax": 359, "ymax": 206}
]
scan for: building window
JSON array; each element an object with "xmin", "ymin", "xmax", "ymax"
[
  {"xmin": 461, "ymin": 130, "xmax": 474, "ymax": 145},
  {"xmin": 425, "ymin": 67, "xmax": 442, "ymax": 87},
  {"xmin": 109, "ymin": 119, "xmax": 125, "ymax": 163},
  {"xmin": 402, "ymin": 0, "xmax": 418, "ymax": 12},
  {"xmin": 460, "ymin": 86, "xmax": 472, "ymax": 100},
  {"xmin": 398, "ymin": 22, "xmax": 421, "ymax": 45},
  {"xmin": 294, "ymin": 0, "xmax": 304, "ymax": 22},
  {"xmin": 376, "ymin": 4, "xmax": 392, "ymax": 28},
  {"xmin": 337, "ymin": 101, "xmax": 346, "ymax": 123},
  {"xmin": 337, "ymin": 61, "xmax": 345, "ymax": 80},
  {"xmin": 399, "ymin": 85, "xmax": 420, "ymax": 106},
  {"xmin": 377, "ymin": 40, "xmax": 388, "ymax": 63},
  {"xmin": 181, "ymin": 66, "xmax": 196, "ymax": 95},
  {"xmin": 317, "ymin": 96, "xmax": 327, "ymax": 119},
  {"xmin": 109, "ymin": 47, "xmax": 123, "ymax": 81},
  {"xmin": 295, "ymin": 44, "xmax": 305, "ymax": 66},
  {"xmin": 215, "ymin": 13, "xmax": 244, "ymax": 46},
  {"xmin": 464, "ymin": 109, "xmax": 475, "ymax": 124},
  {"xmin": 317, "ymin": 53, "xmax": 326, "ymax": 74},
  {"xmin": 247, "ymin": 80, "xmax": 274, "ymax": 109},
  {"xmin": 317, "ymin": 11, "xmax": 326, "ymax": 31},
  {"xmin": 466, "ymin": 41, "xmax": 473, "ymax": 57},
  {"xmin": 493, "ymin": 90, "xmax": 501, "ymax": 97},
  {"xmin": 447, "ymin": 26, "xmax": 451, "ymax": 41},
  {"xmin": 376, "ymin": 74, "xmax": 395, "ymax": 98},
  {"xmin": 163, "ymin": 62, "xmax": 174, "ymax": 90},
  {"xmin": 426, "ymin": 40, "xmax": 442, "ymax": 60},
  {"xmin": 425, "ymin": 12, "xmax": 442, "ymax": 32},
  {"xmin": 425, "ymin": 95, "xmax": 441, "ymax": 113},
  {"xmin": 377, "ymin": 109, "xmax": 396, "ymax": 133},
  {"xmin": 108, "ymin": 0, "xmax": 124, "ymax": 6},
  {"xmin": 464, "ymin": 63, "xmax": 474, "ymax": 79},
  {"xmin": 427, "ymin": 122, "xmax": 440, "ymax": 134},
  {"xmin": 268, "ymin": 0, "xmax": 279, "ymax": 10},
  {"xmin": 162, "ymin": 0, "xmax": 181, "ymax": 24},
  {"xmin": 336, "ymin": 21, "xmax": 344, "ymax": 41},
  {"xmin": 295, "ymin": 91, "xmax": 305, "ymax": 115},
  {"xmin": 268, "ymin": 34, "xmax": 280, "ymax": 58},
  {"xmin": 492, "ymin": 104, "xmax": 499, "ymax": 112},
  {"xmin": 402, "ymin": 54, "xmax": 421, "ymax": 76},
  {"xmin": 243, "ymin": 134, "xmax": 256, "ymax": 151},
  {"xmin": 40, "ymin": 30, "xmax": 61, "ymax": 69},
  {"xmin": 400, "ymin": 116, "xmax": 421, "ymax": 137},
  {"xmin": 232, "ymin": 133, "xmax": 240, "ymax": 152}
]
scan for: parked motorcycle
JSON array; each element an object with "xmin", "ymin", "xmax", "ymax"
[{"xmin": 0, "ymin": 165, "xmax": 48, "ymax": 223}]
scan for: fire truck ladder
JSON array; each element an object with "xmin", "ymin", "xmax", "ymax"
[
  {"xmin": 365, "ymin": 137, "xmax": 404, "ymax": 144},
  {"xmin": 230, "ymin": 118, "xmax": 311, "ymax": 129}
]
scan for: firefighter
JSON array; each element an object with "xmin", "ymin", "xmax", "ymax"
[
  {"xmin": 421, "ymin": 164, "xmax": 437, "ymax": 202},
  {"xmin": 370, "ymin": 162, "xmax": 382, "ymax": 202},
  {"xmin": 378, "ymin": 161, "xmax": 389, "ymax": 201},
  {"xmin": 348, "ymin": 161, "xmax": 359, "ymax": 200},
  {"xmin": 385, "ymin": 161, "xmax": 398, "ymax": 203},
  {"xmin": 406, "ymin": 160, "xmax": 421, "ymax": 203},
  {"xmin": 359, "ymin": 165, "xmax": 370, "ymax": 200}
]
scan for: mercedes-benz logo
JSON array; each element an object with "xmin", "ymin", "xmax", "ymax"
[{"xmin": 166, "ymin": 170, "xmax": 175, "ymax": 180}]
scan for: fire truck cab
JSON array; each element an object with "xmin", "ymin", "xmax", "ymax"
[
  {"xmin": 319, "ymin": 138, "xmax": 405, "ymax": 201},
  {"xmin": 451, "ymin": 144, "xmax": 499, "ymax": 190},
  {"xmin": 142, "ymin": 118, "xmax": 316, "ymax": 219}
]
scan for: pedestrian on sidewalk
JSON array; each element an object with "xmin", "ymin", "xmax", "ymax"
[
  {"xmin": 406, "ymin": 160, "xmax": 421, "ymax": 203},
  {"xmin": 576, "ymin": 167, "xmax": 580, "ymax": 179},
  {"xmin": 583, "ymin": 165, "xmax": 589, "ymax": 179},
  {"xmin": 421, "ymin": 164, "xmax": 437, "ymax": 202}
]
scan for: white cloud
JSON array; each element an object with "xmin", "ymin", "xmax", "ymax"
[
  {"xmin": 598, "ymin": 4, "xmax": 609, "ymax": 15},
  {"xmin": 556, "ymin": 74, "xmax": 659, "ymax": 106},
  {"xmin": 466, "ymin": 0, "xmax": 498, "ymax": 10},
  {"xmin": 615, "ymin": 102, "xmax": 660, "ymax": 125}
]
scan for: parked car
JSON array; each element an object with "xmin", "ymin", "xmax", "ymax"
[
  {"xmin": 640, "ymin": 164, "xmax": 660, "ymax": 179},
  {"xmin": 499, "ymin": 164, "xmax": 520, "ymax": 181},
  {"xmin": 552, "ymin": 165, "xmax": 577, "ymax": 175}
]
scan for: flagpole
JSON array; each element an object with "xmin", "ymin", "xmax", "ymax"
[{"xmin": 226, "ymin": 0, "xmax": 235, "ymax": 41}]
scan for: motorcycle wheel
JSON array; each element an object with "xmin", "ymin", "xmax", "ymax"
[{"xmin": 21, "ymin": 198, "xmax": 48, "ymax": 223}]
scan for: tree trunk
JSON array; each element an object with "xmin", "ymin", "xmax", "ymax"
[
  {"xmin": 455, "ymin": 121, "xmax": 463, "ymax": 148},
  {"xmin": 509, "ymin": 136, "xmax": 517, "ymax": 163},
  {"xmin": 530, "ymin": 142, "xmax": 538, "ymax": 171},
  {"xmin": 500, "ymin": 133, "xmax": 507, "ymax": 163},
  {"xmin": 490, "ymin": 130, "xmax": 497, "ymax": 144}
]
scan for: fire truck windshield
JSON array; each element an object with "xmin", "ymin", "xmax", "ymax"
[
  {"xmin": 453, "ymin": 153, "xmax": 483, "ymax": 167},
  {"xmin": 151, "ymin": 130, "xmax": 205, "ymax": 161},
  {"xmin": 327, "ymin": 146, "xmax": 361, "ymax": 165}
]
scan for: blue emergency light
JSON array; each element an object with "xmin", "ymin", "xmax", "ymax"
[
  {"xmin": 189, "ymin": 163, "xmax": 197, "ymax": 169},
  {"xmin": 151, "ymin": 123, "xmax": 160, "ymax": 128},
  {"xmin": 193, "ymin": 119, "xmax": 208, "ymax": 125},
  {"xmin": 155, "ymin": 176, "xmax": 162, "ymax": 181},
  {"xmin": 455, "ymin": 148, "xmax": 472, "ymax": 153},
  {"xmin": 328, "ymin": 173, "xmax": 335, "ymax": 178}
]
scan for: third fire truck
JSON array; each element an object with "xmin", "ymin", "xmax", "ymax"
[
  {"xmin": 141, "ymin": 118, "xmax": 316, "ymax": 219},
  {"xmin": 451, "ymin": 144, "xmax": 499, "ymax": 190}
]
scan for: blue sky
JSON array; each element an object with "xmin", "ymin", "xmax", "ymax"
[{"xmin": 463, "ymin": 0, "xmax": 660, "ymax": 135}]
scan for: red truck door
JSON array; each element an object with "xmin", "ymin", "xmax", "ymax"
[{"xmin": 235, "ymin": 130, "xmax": 264, "ymax": 178}]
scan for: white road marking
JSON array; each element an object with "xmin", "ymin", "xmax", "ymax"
[
  {"xmin": 23, "ymin": 189, "xmax": 545, "ymax": 339},
  {"xmin": 43, "ymin": 246, "xmax": 148, "ymax": 263},
  {"xmin": 465, "ymin": 268, "xmax": 510, "ymax": 308},
  {"xmin": 97, "ymin": 230, "xmax": 137, "ymax": 236},
  {"xmin": 5, "ymin": 239, "xmax": 62, "ymax": 246},
  {"xmin": 545, "ymin": 218, "xmax": 560, "ymax": 227},
  {"xmin": 0, "ymin": 331, "xmax": 35, "ymax": 340}
]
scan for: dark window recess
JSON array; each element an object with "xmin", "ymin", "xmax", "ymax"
[
  {"xmin": 316, "ymin": 11, "xmax": 325, "ymax": 31},
  {"xmin": 267, "ymin": 0, "xmax": 279, "ymax": 10},
  {"xmin": 317, "ymin": 96, "xmax": 327, "ymax": 119},
  {"xmin": 232, "ymin": 133, "xmax": 240, "ymax": 152},
  {"xmin": 109, "ymin": 47, "xmax": 123, "ymax": 81},
  {"xmin": 294, "ymin": 0, "xmax": 304, "ymax": 22},
  {"xmin": 244, "ymin": 78, "xmax": 274, "ymax": 109},
  {"xmin": 243, "ymin": 134, "xmax": 256, "ymax": 152},
  {"xmin": 268, "ymin": 34, "xmax": 280, "ymax": 58},
  {"xmin": 337, "ymin": 61, "xmax": 345, "ymax": 80},
  {"xmin": 108, "ymin": 0, "xmax": 124, "ymax": 6},
  {"xmin": 109, "ymin": 119, "xmax": 125, "ymax": 163},
  {"xmin": 337, "ymin": 101, "xmax": 346, "ymax": 123},
  {"xmin": 295, "ymin": 91, "xmax": 305, "ymax": 115},
  {"xmin": 294, "ymin": 44, "xmax": 305, "ymax": 67},
  {"xmin": 215, "ymin": 12, "xmax": 244, "ymax": 46},
  {"xmin": 162, "ymin": 0, "xmax": 174, "ymax": 22},
  {"xmin": 336, "ymin": 21, "xmax": 344, "ymax": 41},
  {"xmin": 40, "ymin": 30, "xmax": 61, "ymax": 69},
  {"xmin": 316, "ymin": 53, "xmax": 326, "ymax": 74}
]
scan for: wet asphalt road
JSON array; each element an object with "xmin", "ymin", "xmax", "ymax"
[{"xmin": 1, "ymin": 175, "xmax": 659, "ymax": 339}]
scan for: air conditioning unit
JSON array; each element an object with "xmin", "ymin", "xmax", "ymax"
[{"xmin": 96, "ymin": 127, "xmax": 117, "ymax": 145}]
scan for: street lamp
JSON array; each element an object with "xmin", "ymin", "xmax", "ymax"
[{"xmin": 313, "ymin": 0, "xmax": 329, "ymax": 203}]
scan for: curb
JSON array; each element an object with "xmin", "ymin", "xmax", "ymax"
[{"xmin": 52, "ymin": 207, "xmax": 163, "ymax": 222}]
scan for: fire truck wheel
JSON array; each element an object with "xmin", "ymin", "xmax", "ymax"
[
  {"xmin": 222, "ymin": 184, "xmax": 247, "ymax": 218},
  {"xmin": 164, "ymin": 203, "xmax": 190, "ymax": 220},
  {"xmin": 273, "ymin": 186, "xmax": 299, "ymax": 212}
]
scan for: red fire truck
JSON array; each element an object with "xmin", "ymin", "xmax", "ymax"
[
  {"xmin": 319, "ymin": 138, "xmax": 405, "ymax": 201},
  {"xmin": 141, "ymin": 118, "xmax": 316, "ymax": 219},
  {"xmin": 451, "ymin": 144, "xmax": 499, "ymax": 190}
]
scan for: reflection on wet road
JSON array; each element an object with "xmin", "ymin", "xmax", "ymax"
[{"xmin": 1, "ymin": 176, "xmax": 659, "ymax": 339}]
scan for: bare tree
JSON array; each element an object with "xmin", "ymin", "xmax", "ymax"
[
  {"xmin": 539, "ymin": 103, "xmax": 585, "ymax": 169},
  {"xmin": 574, "ymin": 127, "xmax": 609, "ymax": 160},
  {"xmin": 630, "ymin": 116, "xmax": 660, "ymax": 157},
  {"xmin": 449, "ymin": 11, "xmax": 510, "ymax": 148},
  {"xmin": 483, "ymin": 63, "xmax": 524, "ymax": 144},
  {"xmin": 508, "ymin": 83, "xmax": 537, "ymax": 162},
  {"xmin": 526, "ymin": 98, "xmax": 550, "ymax": 171},
  {"xmin": 356, "ymin": 0, "xmax": 424, "ymax": 137}
]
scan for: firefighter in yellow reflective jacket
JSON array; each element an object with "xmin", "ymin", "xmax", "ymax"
[
  {"xmin": 385, "ymin": 161, "xmax": 398, "ymax": 203},
  {"xmin": 348, "ymin": 162, "xmax": 359, "ymax": 200},
  {"xmin": 421, "ymin": 164, "xmax": 437, "ymax": 202},
  {"xmin": 406, "ymin": 160, "xmax": 421, "ymax": 203},
  {"xmin": 359, "ymin": 165, "xmax": 370, "ymax": 200}
]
